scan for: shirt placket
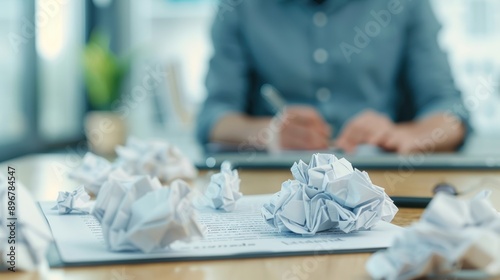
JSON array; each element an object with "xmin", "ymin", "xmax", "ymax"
[{"xmin": 310, "ymin": 7, "xmax": 332, "ymax": 104}]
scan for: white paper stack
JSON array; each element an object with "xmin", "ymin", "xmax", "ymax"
[
  {"xmin": 262, "ymin": 153, "xmax": 398, "ymax": 235},
  {"xmin": 116, "ymin": 137, "xmax": 198, "ymax": 183},
  {"xmin": 52, "ymin": 185, "xmax": 92, "ymax": 214},
  {"xmin": 367, "ymin": 191, "xmax": 500, "ymax": 280},
  {"xmin": 0, "ymin": 175, "xmax": 52, "ymax": 271},
  {"xmin": 93, "ymin": 173, "xmax": 203, "ymax": 253},
  {"xmin": 204, "ymin": 161, "xmax": 242, "ymax": 212}
]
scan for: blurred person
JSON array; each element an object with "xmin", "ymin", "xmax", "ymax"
[{"xmin": 196, "ymin": 0, "xmax": 469, "ymax": 154}]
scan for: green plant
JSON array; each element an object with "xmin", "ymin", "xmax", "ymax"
[{"xmin": 83, "ymin": 31, "xmax": 130, "ymax": 111}]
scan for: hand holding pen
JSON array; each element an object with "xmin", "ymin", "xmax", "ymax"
[{"xmin": 261, "ymin": 84, "xmax": 331, "ymax": 150}]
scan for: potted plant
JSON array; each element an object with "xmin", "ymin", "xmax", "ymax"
[{"xmin": 83, "ymin": 30, "xmax": 130, "ymax": 155}]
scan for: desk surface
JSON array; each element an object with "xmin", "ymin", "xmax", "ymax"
[{"xmin": 2, "ymin": 154, "xmax": 500, "ymax": 280}]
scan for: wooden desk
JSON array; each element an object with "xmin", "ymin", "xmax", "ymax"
[{"xmin": 2, "ymin": 154, "xmax": 499, "ymax": 280}]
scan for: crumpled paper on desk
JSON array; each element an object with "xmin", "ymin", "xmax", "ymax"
[
  {"xmin": 262, "ymin": 153, "xmax": 398, "ymax": 235},
  {"xmin": 0, "ymin": 175, "xmax": 52, "ymax": 271},
  {"xmin": 52, "ymin": 185, "xmax": 92, "ymax": 214},
  {"xmin": 93, "ymin": 173, "xmax": 203, "ymax": 253},
  {"xmin": 204, "ymin": 161, "xmax": 242, "ymax": 212},
  {"xmin": 366, "ymin": 191, "xmax": 500, "ymax": 280},
  {"xmin": 116, "ymin": 137, "xmax": 198, "ymax": 183},
  {"xmin": 68, "ymin": 152, "xmax": 114, "ymax": 195}
]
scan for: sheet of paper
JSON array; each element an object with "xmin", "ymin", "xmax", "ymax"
[{"xmin": 40, "ymin": 195, "xmax": 403, "ymax": 265}]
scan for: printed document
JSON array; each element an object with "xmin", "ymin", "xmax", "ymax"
[{"xmin": 40, "ymin": 195, "xmax": 403, "ymax": 265}]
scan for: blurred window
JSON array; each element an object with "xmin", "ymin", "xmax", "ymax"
[
  {"xmin": 432, "ymin": 0, "xmax": 500, "ymax": 134},
  {"xmin": 37, "ymin": 0, "xmax": 85, "ymax": 141},
  {"xmin": 0, "ymin": 0, "xmax": 86, "ymax": 161},
  {"xmin": 0, "ymin": 0, "xmax": 29, "ymax": 146}
]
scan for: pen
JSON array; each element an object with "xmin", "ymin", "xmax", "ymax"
[
  {"xmin": 261, "ymin": 83, "xmax": 336, "ymax": 150},
  {"xmin": 260, "ymin": 84, "xmax": 287, "ymax": 113}
]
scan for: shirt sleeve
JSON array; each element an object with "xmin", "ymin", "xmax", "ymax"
[
  {"xmin": 404, "ymin": 0, "xmax": 471, "ymax": 132},
  {"xmin": 195, "ymin": 6, "xmax": 251, "ymax": 144}
]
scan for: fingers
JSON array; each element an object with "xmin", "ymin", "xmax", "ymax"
[
  {"xmin": 336, "ymin": 124, "xmax": 363, "ymax": 153},
  {"xmin": 278, "ymin": 106, "xmax": 331, "ymax": 150},
  {"xmin": 280, "ymin": 120, "xmax": 330, "ymax": 150},
  {"xmin": 335, "ymin": 110, "xmax": 394, "ymax": 153},
  {"xmin": 284, "ymin": 106, "xmax": 331, "ymax": 137},
  {"xmin": 396, "ymin": 143, "xmax": 416, "ymax": 154},
  {"xmin": 281, "ymin": 130, "xmax": 329, "ymax": 150},
  {"xmin": 379, "ymin": 133, "xmax": 400, "ymax": 152},
  {"xmin": 367, "ymin": 129, "xmax": 390, "ymax": 146},
  {"xmin": 379, "ymin": 126, "xmax": 419, "ymax": 154}
]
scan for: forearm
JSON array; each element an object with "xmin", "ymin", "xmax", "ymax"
[
  {"xmin": 210, "ymin": 113, "xmax": 273, "ymax": 147},
  {"xmin": 403, "ymin": 113, "xmax": 466, "ymax": 152}
]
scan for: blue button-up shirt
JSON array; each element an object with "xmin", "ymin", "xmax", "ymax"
[{"xmin": 196, "ymin": 0, "xmax": 469, "ymax": 144}]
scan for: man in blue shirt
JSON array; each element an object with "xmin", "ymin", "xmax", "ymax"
[{"xmin": 196, "ymin": 0, "xmax": 469, "ymax": 153}]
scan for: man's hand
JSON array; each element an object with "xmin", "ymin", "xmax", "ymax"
[
  {"xmin": 210, "ymin": 106, "xmax": 331, "ymax": 151},
  {"xmin": 274, "ymin": 106, "xmax": 331, "ymax": 150},
  {"xmin": 336, "ymin": 110, "xmax": 395, "ymax": 153},
  {"xmin": 335, "ymin": 110, "xmax": 465, "ymax": 154}
]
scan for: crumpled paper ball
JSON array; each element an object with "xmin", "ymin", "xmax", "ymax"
[
  {"xmin": 262, "ymin": 153, "xmax": 398, "ymax": 235},
  {"xmin": 204, "ymin": 161, "xmax": 242, "ymax": 212},
  {"xmin": 115, "ymin": 137, "xmax": 198, "ymax": 183},
  {"xmin": 0, "ymin": 175, "xmax": 52, "ymax": 271},
  {"xmin": 366, "ymin": 191, "xmax": 500, "ymax": 280},
  {"xmin": 68, "ymin": 152, "xmax": 114, "ymax": 195},
  {"xmin": 93, "ymin": 172, "xmax": 203, "ymax": 253},
  {"xmin": 52, "ymin": 185, "xmax": 92, "ymax": 214}
]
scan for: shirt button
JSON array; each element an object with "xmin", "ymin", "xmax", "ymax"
[
  {"xmin": 313, "ymin": 12, "xmax": 327, "ymax": 27},
  {"xmin": 313, "ymin": 48, "xmax": 328, "ymax": 64},
  {"xmin": 316, "ymin": 87, "xmax": 331, "ymax": 102}
]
